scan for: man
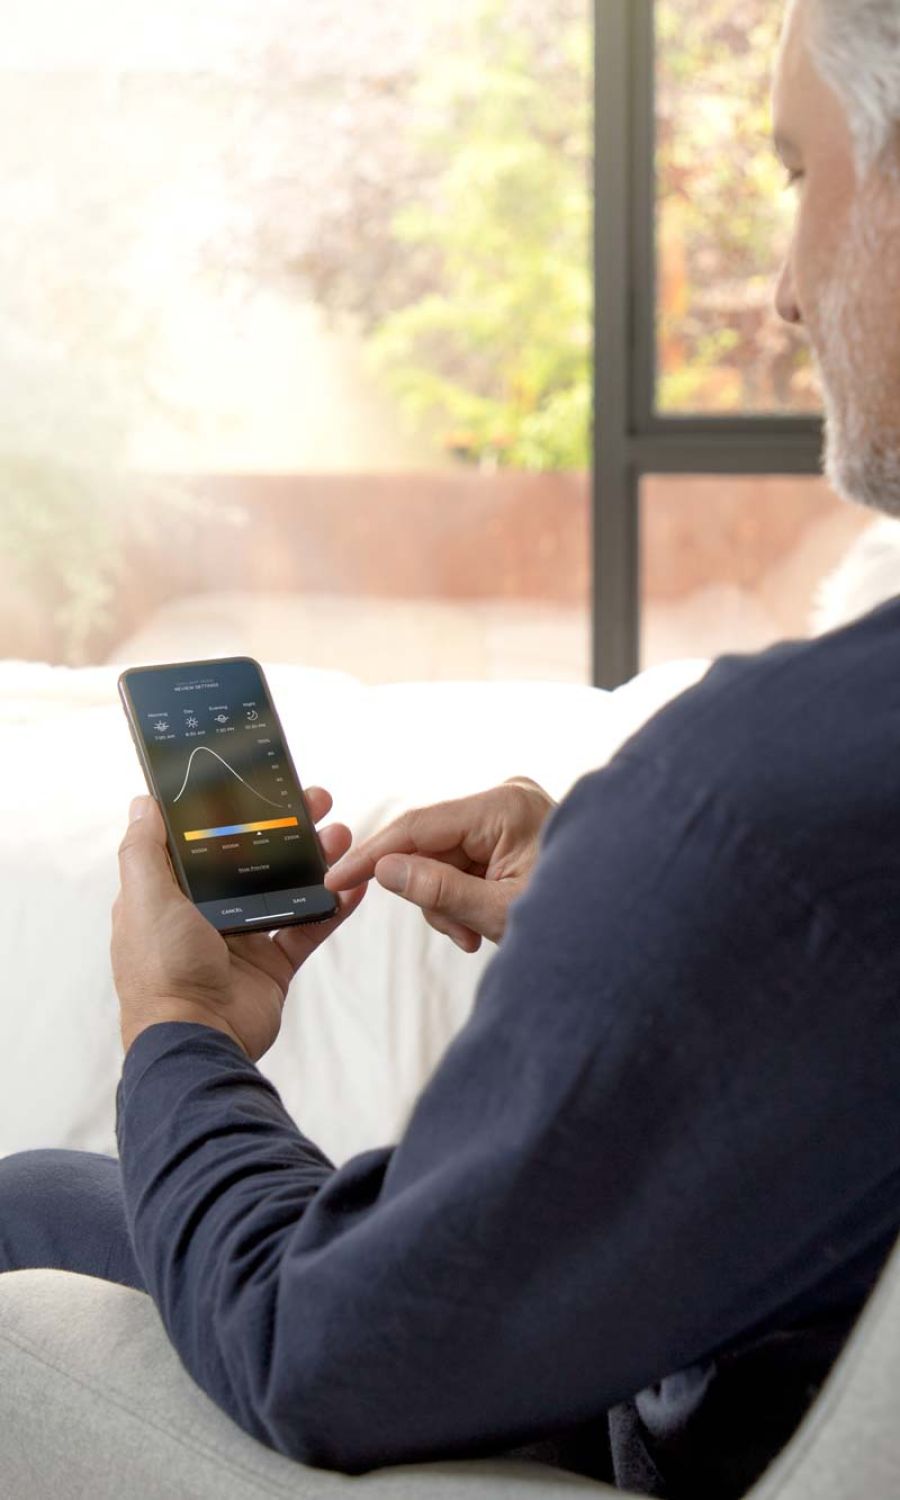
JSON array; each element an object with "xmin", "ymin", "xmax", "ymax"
[{"xmin": 2, "ymin": 2, "xmax": 900, "ymax": 1496}]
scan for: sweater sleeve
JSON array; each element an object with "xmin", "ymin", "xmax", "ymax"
[{"xmin": 115, "ymin": 748, "xmax": 900, "ymax": 1474}]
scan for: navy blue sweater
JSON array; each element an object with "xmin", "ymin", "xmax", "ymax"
[{"xmin": 116, "ymin": 599, "xmax": 900, "ymax": 1499}]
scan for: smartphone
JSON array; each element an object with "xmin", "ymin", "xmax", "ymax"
[{"xmin": 118, "ymin": 656, "xmax": 338, "ymax": 934}]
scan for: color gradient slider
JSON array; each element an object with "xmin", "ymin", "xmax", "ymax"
[{"xmin": 184, "ymin": 817, "xmax": 299, "ymax": 842}]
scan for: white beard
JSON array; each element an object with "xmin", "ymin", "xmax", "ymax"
[
  {"xmin": 813, "ymin": 185, "xmax": 900, "ymax": 515},
  {"xmin": 821, "ymin": 376, "xmax": 900, "ymax": 516}
]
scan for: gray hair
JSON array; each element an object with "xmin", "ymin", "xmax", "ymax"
[{"xmin": 809, "ymin": 0, "xmax": 900, "ymax": 173}]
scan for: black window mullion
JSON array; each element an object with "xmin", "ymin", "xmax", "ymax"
[
  {"xmin": 629, "ymin": 0, "xmax": 658, "ymax": 436},
  {"xmin": 593, "ymin": 0, "xmax": 827, "ymax": 689},
  {"xmin": 593, "ymin": 0, "xmax": 639, "ymax": 688}
]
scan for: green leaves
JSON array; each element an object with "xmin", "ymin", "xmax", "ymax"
[{"xmin": 365, "ymin": 0, "xmax": 592, "ymax": 470}]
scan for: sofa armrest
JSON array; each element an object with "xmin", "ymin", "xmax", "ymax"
[{"xmin": 0, "ymin": 1269, "xmax": 609, "ymax": 1500}]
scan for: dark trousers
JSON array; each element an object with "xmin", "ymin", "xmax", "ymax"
[
  {"xmin": 0, "ymin": 1146, "xmax": 615, "ymax": 1482},
  {"xmin": 0, "ymin": 1148, "xmax": 145, "ymax": 1292}
]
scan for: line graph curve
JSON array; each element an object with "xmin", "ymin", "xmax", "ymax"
[{"xmin": 172, "ymin": 746, "xmax": 286, "ymax": 811}]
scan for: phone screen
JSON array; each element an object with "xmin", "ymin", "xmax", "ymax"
[{"xmin": 119, "ymin": 657, "xmax": 337, "ymax": 932}]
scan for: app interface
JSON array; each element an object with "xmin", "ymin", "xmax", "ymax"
[{"xmin": 124, "ymin": 660, "xmax": 333, "ymax": 928}]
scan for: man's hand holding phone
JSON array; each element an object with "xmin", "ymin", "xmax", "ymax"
[
  {"xmin": 325, "ymin": 778, "xmax": 556, "ymax": 951},
  {"xmin": 112, "ymin": 788, "xmax": 366, "ymax": 1064},
  {"xmin": 112, "ymin": 770, "xmax": 554, "ymax": 1064}
]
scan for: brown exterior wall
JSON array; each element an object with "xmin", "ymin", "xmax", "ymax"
[
  {"xmin": 121, "ymin": 471, "xmax": 593, "ymax": 610},
  {"xmin": 4, "ymin": 469, "xmax": 874, "ymax": 666}
]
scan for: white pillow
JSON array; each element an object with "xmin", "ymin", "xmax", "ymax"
[{"xmin": 0, "ymin": 658, "xmax": 709, "ymax": 1163}]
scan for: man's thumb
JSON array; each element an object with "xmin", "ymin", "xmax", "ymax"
[
  {"xmin": 129, "ymin": 794, "xmax": 153, "ymax": 824},
  {"xmin": 118, "ymin": 796, "xmax": 177, "ymax": 902},
  {"xmin": 375, "ymin": 853, "xmax": 498, "ymax": 939}
]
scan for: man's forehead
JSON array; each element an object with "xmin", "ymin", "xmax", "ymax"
[{"xmin": 779, "ymin": 0, "xmax": 809, "ymax": 66}]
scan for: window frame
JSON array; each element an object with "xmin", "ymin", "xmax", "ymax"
[{"xmin": 592, "ymin": 0, "xmax": 824, "ymax": 688}]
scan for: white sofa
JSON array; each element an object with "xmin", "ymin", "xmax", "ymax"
[
  {"xmin": 0, "ymin": 656, "xmax": 710, "ymax": 1163},
  {"xmin": 3, "ymin": 653, "xmax": 898, "ymax": 1499},
  {"xmin": 2, "ymin": 1226, "xmax": 899, "ymax": 1498}
]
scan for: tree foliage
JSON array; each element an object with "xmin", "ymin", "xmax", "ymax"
[
  {"xmin": 365, "ymin": 1, "xmax": 591, "ymax": 469},
  {"xmin": 282, "ymin": 0, "xmax": 817, "ymax": 463}
]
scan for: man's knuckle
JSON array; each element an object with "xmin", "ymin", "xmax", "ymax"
[
  {"xmin": 416, "ymin": 864, "xmax": 446, "ymax": 909},
  {"xmin": 496, "ymin": 783, "xmax": 525, "ymax": 823},
  {"xmin": 367, "ymin": 808, "xmax": 414, "ymax": 853},
  {"xmin": 404, "ymin": 804, "xmax": 433, "ymax": 836}
]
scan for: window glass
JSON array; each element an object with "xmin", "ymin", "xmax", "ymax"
[
  {"xmin": 640, "ymin": 475, "xmax": 876, "ymax": 666},
  {"xmin": 0, "ymin": 0, "xmax": 591, "ymax": 682},
  {"xmin": 655, "ymin": 0, "xmax": 819, "ymax": 414}
]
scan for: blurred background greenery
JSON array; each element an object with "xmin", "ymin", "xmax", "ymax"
[{"xmin": 291, "ymin": 0, "xmax": 813, "ymax": 467}]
